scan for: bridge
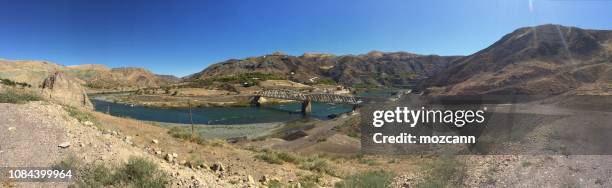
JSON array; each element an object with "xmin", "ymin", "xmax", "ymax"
[{"xmin": 252, "ymin": 89, "xmax": 362, "ymax": 114}]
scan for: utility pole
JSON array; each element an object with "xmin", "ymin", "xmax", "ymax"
[{"xmin": 188, "ymin": 99, "xmax": 194, "ymax": 138}]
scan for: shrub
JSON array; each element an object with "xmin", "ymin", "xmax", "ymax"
[
  {"xmin": 168, "ymin": 126, "xmax": 225, "ymax": 147},
  {"xmin": 256, "ymin": 153, "xmax": 284, "ymax": 165},
  {"xmin": 267, "ymin": 180, "xmax": 285, "ymax": 188},
  {"xmin": 300, "ymin": 157, "xmax": 335, "ymax": 175},
  {"xmin": 51, "ymin": 155, "xmax": 80, "ymax": 172},
  {"xmin": 276, "ymin": 151, "xmax": 300, "ymax": 164},
  {"xmin": 315, "ymin": 78, "xmax": 337, "ymax": 85},
  {"xmin": 255, "ymin": 149, "xmax": 300, "ymax": 165},
  {"xmin": 416, "ymin": 155, "xmax": 466, "ymax": 188},
  {"xmin": 521, "ymin": 161, "xmax": 532, "ymax": 167},
  {"xmin": 358, "ymin": 158, "xmax": 380, "ymax": 166},
  {"xmin": 64, "ymin": 105, "xmax": 100, "ymax": 126},
  {"xmin": 298, "ymin": 173, "xmax": 323, "ymax": 188},
  {"xmin": 113, "ymin": 157, "xmax": 169, "ymax": 188},
  {"xmin": 0, "ymin": 78, "xmax": 31, "ymax": 87},
  {"xmin": 0, "ymin": 90, "xmax": 41, "ymax": 104},
  {"xmin": 335, "ymin": 170, "xmax": 395, "ymax": 188},
  {"xmin": 78, "ymin": 164, "xmax": 116, "ymax": 187},
  {"xmin": 54, "ymin": 156, "xmax": 169, "ymax": 188}
]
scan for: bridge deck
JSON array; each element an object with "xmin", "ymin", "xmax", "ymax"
[{"xmin": 255, "ymin": 89, "xmax": 361, "ymax": 105}]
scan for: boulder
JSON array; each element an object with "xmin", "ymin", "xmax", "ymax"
[
  {"xmin": 41, "ymin": 72, "xmax": 93, "ymax": 109},
  {"xmin": 246, "ymin": 175, "xmax": 255, "ymax": 185},
  {"xmin": 211, "ymin": 162, "xmax": 224, "ymax": 172},
  {"xmin": 165, "ymin": 154, "xmax": 174, "ymax": 162},
  {"xmin": 58, "ymin": 142, "xmax": 71, "ymax": 148},
  {"xmin": 83, "ymin": 121, "xmax": 94, "ymax": 126}
]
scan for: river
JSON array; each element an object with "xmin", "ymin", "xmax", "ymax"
[{"xmin": 92, "ymin": 99, "xmax": 354, "ymax": 125}]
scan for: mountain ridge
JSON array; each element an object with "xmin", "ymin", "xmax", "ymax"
[
  {"xmin": 425, "ymin": 24, "xmax": 612, "ymax": 95},
  {"xmin": 187, "ymin": 51, "xmax": 461, "ymax": 87},
  {"xmin": 0, "ymin": 59, "xmax": 179, "ymax": 90}
]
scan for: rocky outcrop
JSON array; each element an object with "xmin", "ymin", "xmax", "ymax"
[{"xmin": 41, "ymin": 72, "xmax": 93, "ymax": 109}]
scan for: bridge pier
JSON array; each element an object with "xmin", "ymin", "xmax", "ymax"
[
  {"xmin": 301, "ymin": 100, "xmax": 312, "ymax": 115},
  {"xmin": 251, "ymin": 96, "xmax": 261, "ymax": 107}
]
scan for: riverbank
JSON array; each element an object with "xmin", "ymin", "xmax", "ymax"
[
  {"xmin": 151, "ymin": 121, "xmax": 285, "ymax": 140},
  {"xmin": 90, "ymin": 92, "xmax": 300, "ymax": 108}
]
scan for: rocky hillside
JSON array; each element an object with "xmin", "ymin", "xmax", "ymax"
[
  {"xmin": 66, "ymin": 64, "xmax": 179, "ymax": 89},
  {"xmin": 189, "ymin": 51, "xmax": 460, "ymax": 87},
  {"xmin": 426, "ymin": 24, "xmax": 612, "ymax": 95},
  {"xmin": 0, "ymin": 60, "xmax": 92, "ymax": 109},
  {"xmin": 0, "ymin": 101, "xmax": 239, "ymax": 187},
  {"xmin": 0, "ymin": 60, "xmax": 178, "ymax": 90}
]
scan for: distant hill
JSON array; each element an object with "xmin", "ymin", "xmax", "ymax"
[
  {"xmin": 426, "ymin": 24, "xmax": 612, "ymax": 95},
  {"xmin": 188, "ymin": 51, "xmax": 460, "ymax": 87},
  {"xmin": 65, "ymin": 65, "xmax": 179, "ymax": 89},
  {"xmin": 0, "ymin": 60, "xmax": 178, "ymax": 90}
]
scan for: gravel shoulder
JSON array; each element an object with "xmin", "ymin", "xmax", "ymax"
[{"xmin": 0, "ymin": 102, "xmax": 239, "ymax": 187}]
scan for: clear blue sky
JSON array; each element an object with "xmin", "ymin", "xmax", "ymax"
[{"xmin": 1, "ymin": 0, "xmax": 611, "ymax": 77}]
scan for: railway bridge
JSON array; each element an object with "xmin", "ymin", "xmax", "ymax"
[{"xmin": 252, "ymin": 89, "xmax": 362, "ymax": 114}]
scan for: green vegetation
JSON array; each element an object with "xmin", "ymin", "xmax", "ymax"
[
  {"xmin": 416, "ymin": 155, "xmax": 466, "ymax": 188},
  {"xmin": 255, "ymin": 149, "xmax": 300, "ymax": 165},
  {"xmin": 314, "ymin": 78, "xmax": 338, "ymax": 85},
  {"xmin": 168, "ymin": 126, "xmax": 225, "ymax": 147},
  {"xmin": 335, "ymin": 170, "xmax": 395, "ymax": 188},
  {"xmin": 484, "ymin": 165, "xmax": 498, "ymax": 185},
  {"xmin": 258, "ymin": 149, "xmax": 340, "ymax": 179},
  {"xmin": 64, "ymin": 105, "xmax": 100, "ymax": 127},
  {"xmin": 188, "ymin": 72, "xmax": 284, "ymax": 88},
  {"xmin": 0, "ymin": 78, "xmax": 31, "ymax": 88},
  {"xmin": 267, "ymin": 180, "xmax": 285, "ymax": 188},
  {"xmin": 521, "ymin": 161, "xmax": 532, "ymax": 167},
  {"xmin": 358, "ymin": 158, "xmax": 380, "ymax": 166},
  {"xmin": 352, "ymin": 83, "xmax": 379, "ymax": 89},
  {"xmin": 298, "ymin": 173, "xmax": 323, "ymax": 188},
  {"xmin": 84, "ymin": 82, "xmax": 105, "ymax": 89},
  {"xmin": 214, "ymin": 72, "xmax": 283, "ymax": 84},
  {"xmin": 300, "ymin": 156, "xmax": 335, "ymax": 175},
  {"xmin": 0, "ymin": 89, "xmax": 41, "ymax": 104},
  {"xmin": 253, "ymin": 148, "xmax": 338, "ymax": 178},
  {"xmin": 53, "ymin": 156, "xmax": 169, "ymax": 188}
]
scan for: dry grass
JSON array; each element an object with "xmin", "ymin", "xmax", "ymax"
[{"xmin": 0, "ymin": 89, "xmax": 41, "ymax": 104}]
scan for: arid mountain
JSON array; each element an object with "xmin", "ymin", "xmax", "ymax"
[
  {"xmin": 0, "ymin": 60, "xmax": 178, "ymax": 90},
  {"xmin": 66, "ymin": 64, "xmax": 179, "ymax": 89},
  {"xmin": 426, "ymin": 24, "xmax": 612, "ymax": 95},
  {"xmin": 189, "ymin": 51, "xmax": 460, "ymax": 86}
]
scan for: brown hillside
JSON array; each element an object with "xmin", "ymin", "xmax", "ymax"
[
  {"xmin": 189, "ymin": 51, "xmax": 460, "ymax": 87},
  {"xmin": 426, "ymin": 24, "xmax": 612, "ymax": 95}
]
